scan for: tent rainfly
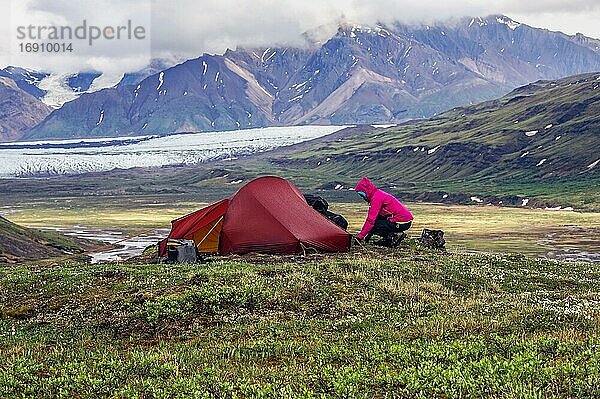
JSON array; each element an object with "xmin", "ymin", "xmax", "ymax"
[{"xmin": 159, "ymin": 176, "xmax": 352, "ymax": 255}]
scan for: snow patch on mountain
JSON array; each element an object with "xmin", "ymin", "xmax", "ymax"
[
  {"xmin": 157, "ymin": 72, "xmax": 165, "ymax": 91},
  {"xmin": 496, "ymin": 16, "xmax": 521, "ymax": 31},
  {"xmin": 36, "ymin": 72, "xmax": 124, "ymax": 108},
  {"xmin": 428, "ymin": 146, "xmax": 440, "ymax": 155},
  {"xmin": 88, "ymin": 73, "xmax": 124, "ymax": 92},
  {"xmin": 261, "ymin": 48, "xmax": 276, "ymax": 63},
  {"xmin": 544, "ymin": 206, "xmax": 574, "ymax": 211},
  {"xmin": 96, "ymin": 110, "xmax": 104, "ymax": 126}
]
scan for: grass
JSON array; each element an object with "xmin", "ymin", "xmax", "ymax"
[
  {"xmin": 409, "ymin": 179, "xmax": 600, "ymax": 212},
  {"xmin": 1, "ymin": 244, "xmax": 599, "ymax": 398},
  {"xmin": 2, "ymin": 180, "xmax": 599, "ymax": 396},
  {"xmin": 7, "ymin": 200, "xmax": 208, "ymax": 229}
]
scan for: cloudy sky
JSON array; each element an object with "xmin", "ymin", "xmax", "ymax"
[{"xmin": 1, "ymin": 0, "xmax": 599, "ymax": 75}]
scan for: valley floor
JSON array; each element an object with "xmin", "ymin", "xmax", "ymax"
[{"xmin": 5, "ymin": 200, "xmax": 600, "ymax": 262}]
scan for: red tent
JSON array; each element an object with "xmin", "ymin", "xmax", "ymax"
[{"xmin": 159, "ymin": 176, "xmax": 352, "ymax": 255}]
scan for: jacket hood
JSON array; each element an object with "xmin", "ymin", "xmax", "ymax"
[{"xmin": 355, "ymin": 177, "xmax": 377, "ymax": 199}]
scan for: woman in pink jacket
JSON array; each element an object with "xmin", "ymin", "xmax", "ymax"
[{"xmin": 355, "ymin": 177, "xmax": 413, "ymax": 247}]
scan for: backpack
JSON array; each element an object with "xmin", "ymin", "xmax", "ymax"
[{"xmin": 420, "ymin": 229, "xmax": 446, "ymax": 250}]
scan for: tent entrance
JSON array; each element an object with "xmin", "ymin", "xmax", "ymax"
[{"xmin": 191, "ymin": 216, "xmax": 224, "ymax": 253}]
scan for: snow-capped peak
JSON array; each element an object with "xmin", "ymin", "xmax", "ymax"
[
  {"xmin": 339, "ymin": 23, "xmax": 390, "ymax": 37},
  {"xmin": 495, "ymin": 15, "xmax": 521, "ymax": 30}
]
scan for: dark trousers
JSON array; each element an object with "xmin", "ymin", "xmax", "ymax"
[{"xmin": 365, "ymin": 216, "xmax": 412, "ymax": 241}]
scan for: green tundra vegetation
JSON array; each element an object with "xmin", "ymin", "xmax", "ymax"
[
  {"xmin": 1, "ymin": 241, "xmax": 599, "ymax": 398},
  {"xmin": 0, "ymin": 216, "xmax": 86, "ymax": 264}
]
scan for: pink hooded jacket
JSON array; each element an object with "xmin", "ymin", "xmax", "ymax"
[{"xmin": 355, "ymin": 177, "xmax": 413, "ymax": 239}]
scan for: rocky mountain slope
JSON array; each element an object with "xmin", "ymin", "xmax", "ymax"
[
  {"xmin": 144, "ymin": 71, "xmax": 595, "ymax": 209},
  {"xmin": 0, "ymin": 77, "xmax": 51, "ymax": 141},
  {"xmin": 15, "ymin": 15, "xmax": 600, "ymax": 141},
  {"xmin": 0, "ymin": 67, "xmax": 48, "ymax": 98},
  {"xmin": 393, "ymin": 16, "xmax": 600, "ymax": 86}
]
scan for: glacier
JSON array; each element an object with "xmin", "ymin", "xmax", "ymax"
[{"xmin": 0, "ymin": 126, "xmax": 346, "ymax": 178}]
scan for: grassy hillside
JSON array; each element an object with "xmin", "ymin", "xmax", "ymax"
[
  {"xmin": 0, "ymin": 216, "xmax": 86, "ymax": 264},
  {"xmin": 281, "ymin": 73, "xmax": 600, "ymax": 179},
  {"xmin": 1, "ymin": 244, "xmax": 599, "ymax": 398}
]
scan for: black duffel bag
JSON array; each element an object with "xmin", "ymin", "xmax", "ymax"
[{"xmin": 304, "ymin": 194, "xmax": 349, "ymax": 230}]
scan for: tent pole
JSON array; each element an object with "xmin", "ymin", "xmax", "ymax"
[{"xmin": 196, "ymin": 216, "xmax": 224, "ymax": 250}]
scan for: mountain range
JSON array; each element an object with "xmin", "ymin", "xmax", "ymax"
[
  {"xmin": 0, "ymin": 58, "xmax": 178, "ymax": 109},
  {"xmin": 2, "ymin": 15, "xmax": 600, "ymax": 141},
  {"xmin": 180, "ymin": 71, "xmax": 599, "ymax": 209}
]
